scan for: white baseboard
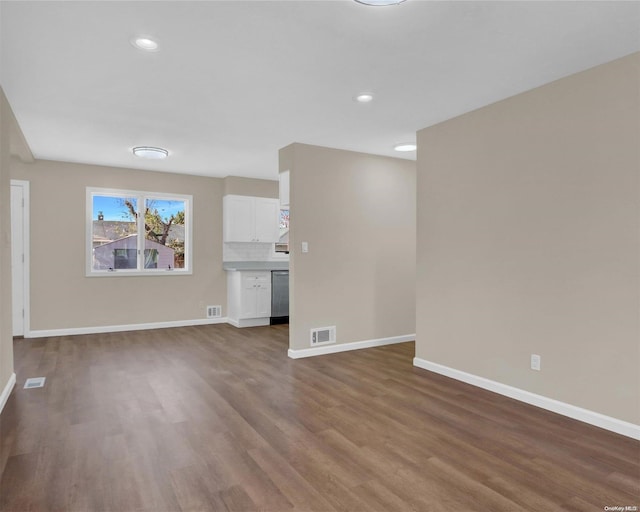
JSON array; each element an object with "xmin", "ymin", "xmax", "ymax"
[
  {"xmin": 26, "ymin": 317, "xmax": 229, "ymax": 339},
  {"xmin": 288, "ymin": 334, "xmax": 414, "ymax": 359},
  {"xmin": 226, "ymin": 318, "xmax": 270, "ymax": 329},
  {"xmin": 0, "ymin": 373, "xmax": 16, "ymax": 416},
  {"xmin": 413, "ymin": 357, "xmax": 640, "ymax": 441}
]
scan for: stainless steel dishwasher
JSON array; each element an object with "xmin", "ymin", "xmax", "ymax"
[{"xmin": 270, "ymin": 270, "xmax": 289, "ymax": 324}]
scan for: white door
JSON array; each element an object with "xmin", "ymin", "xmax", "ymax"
[{"xmin": 10, "ymin": 181, "xmax": 28, "ymax": 336}]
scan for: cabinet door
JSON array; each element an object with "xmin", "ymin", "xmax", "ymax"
[
  {"xmin": 240, "ymin": 276, "xmax": 258, "ymax": 319},
  {"xmin": 254, "ymin": 198, "xmax": 280, "ymax": 243},
  {"xmin": 254, "ymin": 273, "xmax": 272, "ymax": 318},
  {"xmin": 224, "ymin": 195, "xmax": 255, "ymax": 242}
]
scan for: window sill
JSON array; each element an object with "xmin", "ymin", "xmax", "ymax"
[{"xmin": 86, "ymin": 269, "xmax": 193, "ymax": 277}]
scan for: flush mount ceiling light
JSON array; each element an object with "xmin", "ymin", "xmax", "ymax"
[
  {"xmin": 354, "ymin": 0, "xmax": 406, "ymax": 5},
  {"xmin": 354, "ymin": 93, "xmax": 374, "ymax": 103},
  {"xmin": 132, "ymin": 146, "xmax": 168, "ymax": 159},
  {"xmin": 131, "ymin": 36, "xmax": 159, "ymax": 51},
  {"xmin": 394, "ymin": 143, "xmax": 417, "ymax": 152}
]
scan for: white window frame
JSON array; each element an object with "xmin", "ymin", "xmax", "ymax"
[{"xmin": 86, "ymin": 187, "xmax": 193, "ymax": 277}]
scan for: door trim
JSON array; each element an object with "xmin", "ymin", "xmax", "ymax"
[{"xmin": 10, "ymin": 180, "xmax": 30, "ymax": 337}]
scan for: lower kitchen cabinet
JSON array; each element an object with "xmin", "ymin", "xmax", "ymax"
[{"xmin": 227, "ymin": 271, "xmax": 272, "ymax": 327}]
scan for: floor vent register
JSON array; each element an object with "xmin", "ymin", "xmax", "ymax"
[{"xmin": 24, "ymin": 377, "xmax": 46, "ymax": 389}]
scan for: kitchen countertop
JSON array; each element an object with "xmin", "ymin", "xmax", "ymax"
[{"xmin": 223, "ymin": 261, "xmax": 289, "ymax": 271}]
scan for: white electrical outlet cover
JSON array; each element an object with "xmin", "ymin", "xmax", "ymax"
[{"xmin": 531, "ymin": 354, "xmax": 541, "ymax": 371}]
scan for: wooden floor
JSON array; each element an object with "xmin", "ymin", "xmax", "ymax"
[{"xmin": 0, "ymin": 325, "xmax": 638, "ymax": 512}]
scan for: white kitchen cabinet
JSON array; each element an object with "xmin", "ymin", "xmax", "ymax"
[
  {"xmin": 224, "ymin": 195, "xmax": 254, "ymax": 242},
  {"xmin": 254, "ymin": 198, "xmax": 280, "ymax": 243},
  {"xmin": 227, "ymin": 271, "xmax": 272, "ymax": 327},
  {"xmin": 223, "ymin": 195, "xmax": 279, "ymax": 243}
]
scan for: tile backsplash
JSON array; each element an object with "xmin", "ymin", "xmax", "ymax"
[{"xmin": 223, "ymin": 242, "xmax": 289, "ymax": 262}]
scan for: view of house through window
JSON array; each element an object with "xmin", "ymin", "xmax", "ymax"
[{"xmin": 88, "ymin": 188, "xmax": 191, "ymax": 274}]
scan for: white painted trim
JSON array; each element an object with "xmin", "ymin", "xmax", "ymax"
[
  {"xmin": 413, "ymin": 357, "xmax": 640, "ymax": 441},
  {"xmin": 26, "ymin": 317, "xmax": 228, "ymax": 339},
  {"xmin": 0, "ymin": 373, "xmax": 16, "ymax": 416},
  {"xmin": 226, "ymin": 317, "xmax": 270, "ymax": 328},
  {"xmin": 10, "ymin": 180, "xmax": 30, "ymax": 337},
  {"xmin": 288, "ymin": 334, "xmax": 415, "ymax": 359}
]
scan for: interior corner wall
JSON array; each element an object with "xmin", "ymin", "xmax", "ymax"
[
  {"xmin": 10, "ymin": 159, "xmax": 227, "ymax": 333},
  {"xmin": 0, "ymin": 88, "xmax": 15, "ymax": 402},
  {"xmin": 416, "ymin": 52, "xmax": 640, "ymax": 424},
  {"xmin": 284, "ymin": 143, "xmax": 416, "ymax": 351}
]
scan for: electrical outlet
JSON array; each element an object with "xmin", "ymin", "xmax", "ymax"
[{"xmin": 531, "ymin": 354, "xmax": 541, "ymax": 371}]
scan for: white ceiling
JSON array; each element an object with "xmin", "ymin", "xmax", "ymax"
[{"xmin": 1, "ymin": 1, "xmax": 639, "ymax": 180}]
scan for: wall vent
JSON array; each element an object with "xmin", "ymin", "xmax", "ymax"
[
  {"xmin": 24, "ymin": 377, "xmax": 46, "ymax": 389},
  {"xmin": 207, "ymin": 305, "xmax": 222, "ymax": 319},
  {"xmin": 310, "ymin": 326, "xmax": 336, "ymax": 346}
]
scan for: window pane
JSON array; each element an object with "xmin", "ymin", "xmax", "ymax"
[
  {"xmin": 144, "ymin": 249, "xmax": 158, "ymax": 269},
  {"xmin": 114, "ymin": 248, "xmax": 137, "ymax": 269},
  {"xmin": 279, "ymin": 209, "xmax": 289, "ymax": 230},
  {"xmin": 92, "ymin": 195, "xmax": 138, "ymax": 271},
  {"xmin": 144, "ymin": 198, "xmax": 186, "ymax": 270}
]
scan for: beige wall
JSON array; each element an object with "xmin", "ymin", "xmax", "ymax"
[
  {"xmin": 223, "ymin": 176, "xmax": 277, "ymax": 198},
  {"xmin": 416, "ymin": 53, "xmax": 640, "ymax": 424},
  {"xmin": 281, "ymin": 143, "xmax": 416, "ymax": 351},
  {"xmin": 11, "ymin": 159, "xmax": 229, "ymax": 332},
  {"xmin": 0, "ymin": 89, "xmax": 15, "ymax": 401}
]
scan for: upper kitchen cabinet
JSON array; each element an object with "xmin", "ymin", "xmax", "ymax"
[
  {"xmin": 223, "ymin": 195, "xmax": 280, "ymax": 243},
  {"xmin": 279, "ymin": 170, "xmax": 290, "ymax": 207}
]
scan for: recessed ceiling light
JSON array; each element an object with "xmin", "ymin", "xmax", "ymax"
[
  {"xmin": 133, "ymin": 146, "xmax": 168, "ymax": 159},
  {"xmin": 354, "ymin": 0, "xmax": 406, "ymax": 5},
  {"xmin": 394, "ymin": 143, "xmax": 417, "ymax": 152},
  {"xmin": 131, "ymin": 36, "xmax": 159, "ymax": 51},
  {"xmin": 355, "ymin": 93, "xmax": 374, "ymax": 103}
]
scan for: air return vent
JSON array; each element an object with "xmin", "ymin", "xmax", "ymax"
[
  {"xmin": 207, "ymin": 305, "xmax": 222, "ymax": 319},
  {"xmin": 310, "ymin": 326, "xmax": 336, "ymax": 346},
  {"xmin": 24, "ymin": 377, "xmax": 46, "ymax": 389}
]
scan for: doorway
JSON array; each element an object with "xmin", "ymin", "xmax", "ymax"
[{"xmin": 10, "ymin": 180, "xmax": 29, "ymax": 337}]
